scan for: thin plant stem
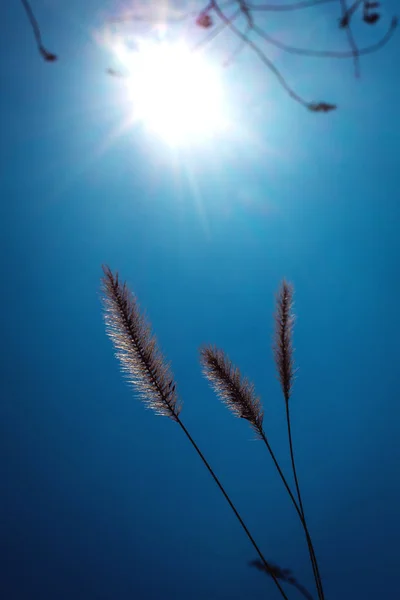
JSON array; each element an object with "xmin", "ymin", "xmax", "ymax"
[
  {"xmin": 176, "ymin": 416, "xmax": 290, "ymax": 600},
  {"xmin": 102, "ymin": 266, "xmax": 290, "ymax": 600},
  {"xmin": 260, "ymin": 430, "xmax": 324, "ymax": 600},
  {"xmin": 200, "ymin": 343, "xmax": 323, "ymax": 599},
  {"xmin": 284, "ymin": 402, "xmax": 325, "ymax": 600},
  {"xmin": 20, "ymin": 0, "xmax": 57, "ymax": 61},
  {"xmin": 274, "ymin": 280, "xmax": 325, "ymax": 599}
]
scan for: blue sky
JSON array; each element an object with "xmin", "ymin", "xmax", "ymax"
[{"xmin": 1, "ymin": 1, "xmax": 399, "ymax": 599}]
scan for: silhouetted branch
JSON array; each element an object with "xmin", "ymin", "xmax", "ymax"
[
  {"xmin": 248, "ymin": 0, "xmax": 336, "ymax": 11},
  {"xmin": 18, "ymin": 0, "xmax": 397, "ymax": 112},
  {"xmin": 339, "ymin": 0, "xmax": 361, "ymax": 76},
  {"xmin": 206, "ymin": 0, "xmax": 395, "ymax": 108},
  {"xmin": 251, "ymin": 16, "xmax": 396, "ymax": 59},
  {"xmin": 212, "ymin": 1, "xmax": 337, "ymax": 111},
  {"xmin": 20, "ymin": 0, "xmax": 57, "ymax": 62},
  {"xmin": 338, "ymin": 0, "xmax": 363, "ymax": 27}
]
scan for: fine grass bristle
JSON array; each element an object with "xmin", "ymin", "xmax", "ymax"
[
  {"xmin": 101, "ymin": 267, "xmax": 290, "ymax": 600},
  {"xmin": 101, "ymin": 265, "xmax": 182, "ymax": 421},
  {"xmin": 273, "ymin": 280, "xmax": 295, "ymax": 403},
  {"xmin": 200, "ymin": 345, "xmax": 264, "ymax": 438}
]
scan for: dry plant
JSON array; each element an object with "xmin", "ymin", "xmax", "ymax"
[
  {"xmin": 101, "ymin": 265, "xmax": 325, "ymax": 599},
  {"xmin": 101, "ymin": 265, "xmax": 290, "ymax": 600},
  {"xmin": 200, "ymin": 281, "xmax": 324, "ymax": 600},
  {"xmin": 20, "ymin": 1, "xmax": 397, "ymax": 113}
]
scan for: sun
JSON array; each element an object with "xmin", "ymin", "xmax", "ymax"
[{"xmin": 114, "ymin": 39, "xmax": 228, "ymax": 145}]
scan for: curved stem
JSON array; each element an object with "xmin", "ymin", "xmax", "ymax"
[
  {"xmin": 176, "ymin": 416, "xmax": 290, "ymax": 600},
  {"xmin": 285, "ymin": 401, "xmax": 325, "ymax": 599},
  {"xmin": 211, "ymin": 0, "xmax": 310, "ymax": 108},
  {"xmin": 20, "ymin": 0, "xmax": 42, "ymax": 48},
  {"xmin": 260, "ymin": 430, "xmax": 323, "ymax": 600}
]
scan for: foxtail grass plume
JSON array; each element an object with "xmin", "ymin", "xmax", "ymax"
[
  {"xmin": 200, "ymin": 345, "xmax": 264, "ymax": 439},
  {"xmin": 273, "ymin": 281, "xmax": 325, "ymax": 599},
  {"xmin": 273, "ymin": 280, "xmax": 295, "ymax": 403},
  {"xmin": 101, "ymin": 267, "xmax": 290, "ymax": 600},
  {"xmin": 101, "ymin": 265, "xmax": 182, "ymax": 421},
  {"xmin": 200, "ymin": 285, "xmax": 324, "ymax": 600}
]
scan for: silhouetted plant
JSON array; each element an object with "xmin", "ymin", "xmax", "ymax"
[
  {"xmin": 200, "ymin": 281, "xmax": 324, "ymax": 600},
  {"xmin": 101, "ymin": 266, "xmax": 326, "ymax": 599},
  {"xmin": 101, "ymin": 265, "xmax": 290, "ymax": 600}
]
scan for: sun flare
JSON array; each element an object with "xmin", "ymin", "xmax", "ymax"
[{"xmin": 114, "ymin": 40, "xmax": 228, "ymax": 145}]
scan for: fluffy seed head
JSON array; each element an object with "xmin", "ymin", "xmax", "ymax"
[
  {"xmin": 273, "ymin": 280, "xmax": 296, "ymax": 403},
  {"xmin": 200, "ymin": 345, "xmax": 264, "ymax": 438},
  {"xmin": 101, "ymin": 265, "xmax": 182, "ymax": 421}
]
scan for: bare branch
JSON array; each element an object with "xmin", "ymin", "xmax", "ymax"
[
  {"xmin": 339, "ymin": 0, "xmax": 361, "ymax": 76},
  {"xmin": 250, "ymin": 17, "xmax": 396, "ymax": 59},
  {"xmin": 212, "ymin": 1, "xmax": 336, "ymax": 111},
  {"xmin": 247, "ymin": 0, "xmax": 336, "ymax": 11},
  {"xmin": 20, "ymin": 0, "xmax": 57, "ymax": 62},
  {"xmin": 18, "ymin": 0, "xmax": 397, "ymax": 113}
]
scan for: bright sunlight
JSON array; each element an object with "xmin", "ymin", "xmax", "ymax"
[{"xmin": 113, "ymin": 39, "xmax": 228, "ymax": 145}]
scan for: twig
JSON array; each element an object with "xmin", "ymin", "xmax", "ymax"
[
  {"xmin": 339, "ymin": 0, "xmax": 361, "ymax": 76},
  {"xmin": 20, "ymin": 0, "xmax": 57, "ymax": 61},
  {"xmin": 211, "ymin": 1, "xmax": 336, "ymax": 112},
  {"xmin": 251, "ymin": 17, "xmax": 396, "ymax": 59},
  {"xmin": 247, "ymin": 0, "xmax": 336, "ymax": 11}
]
